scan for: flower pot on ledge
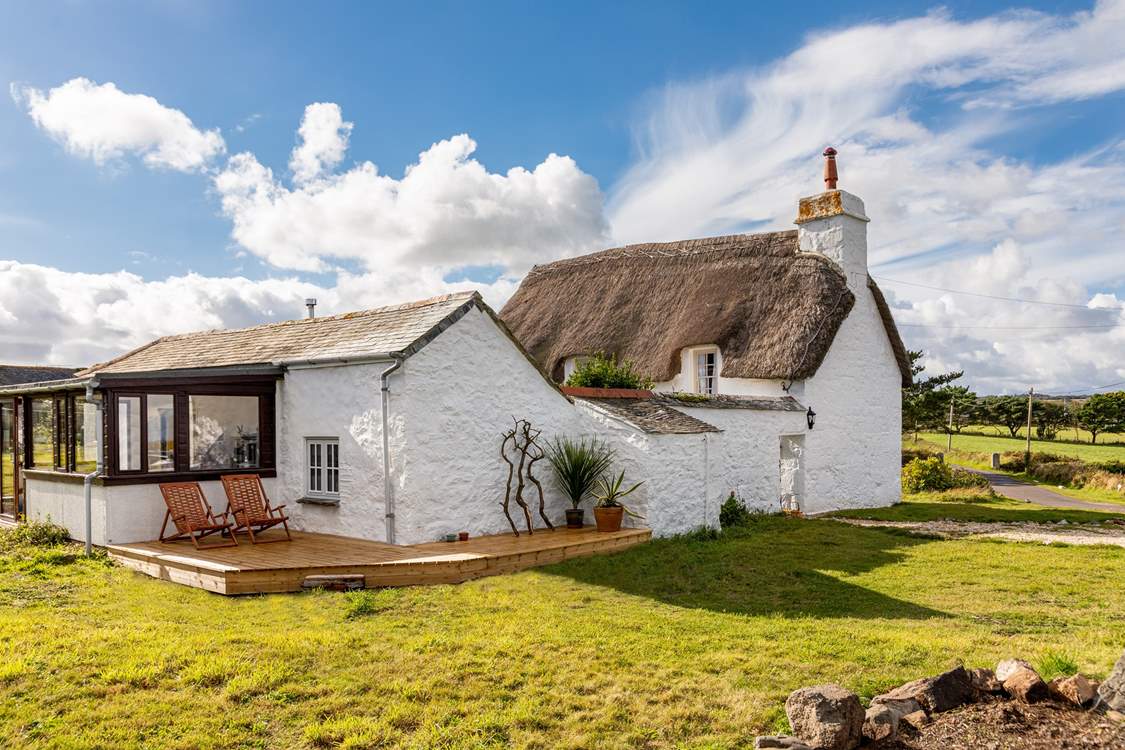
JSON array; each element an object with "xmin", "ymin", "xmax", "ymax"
[
  {"xmin": 564, "ymin": 508, "xmax": 585, "ymax": 529},
  {"xmin": 593, "ymin": 506, "xmax": 624, "ymax": 532}
]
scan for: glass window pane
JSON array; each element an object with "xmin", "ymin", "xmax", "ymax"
[
  {"xmin": 117, "ymin": 397, "xmax": 142, "ymax": 471},
  {"xmin": 31, "ymin": 398, "xmax": 53, "ymax": 468},
  {"xmin": 189, "ymin": 395, "xmax": 259, "ymax": 470},
  {"xmin": 147, "ymin": 395, "xmax": 175, "ymax": 472},
  {"xmin": 75, "ymin": 401, "xmax": 98, "ymax": 474},
  {"xmin": 2, "ymin": 402, "xmax": 14, "ymax": 499}
]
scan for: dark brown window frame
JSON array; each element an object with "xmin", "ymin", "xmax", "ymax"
[{"xmin": 102, "ymin": 375, "xmax": 277, "ymax": 486}]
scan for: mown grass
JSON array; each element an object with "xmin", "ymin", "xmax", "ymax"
[
  {"xmin": 915, "ymin": 431, "xmax": 1125, "ymax": 463},
  {"xmin": 830, "ymin": 491, "xmax": 1125, "ymax": 524},
  {"xmin": 951, "ymin": 423, "xmax": 1125, "ymax": 446},
  {"xmin": 1, "ymin": 516, "xmax": 1124, "ymax": 749}
]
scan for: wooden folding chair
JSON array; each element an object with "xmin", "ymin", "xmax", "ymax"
[
  {"xmin": 159, "ymin": 482, "xmax": 238, "ymax": 549},
  {"xmin": 221, "ymin": 474, "xmax": 292, "ymax": 544}
]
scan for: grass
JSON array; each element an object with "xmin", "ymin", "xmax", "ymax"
[
  {"xmin": 829, "ymin": 491, "xmax": 1125, "ymax": 524},
  {"xmin": 954, "ymin": 423, "xmax": 1125, "ymax": 446},
  {"xmin": 1, "ymin": 517, "xmax": 1124, "ymax": 749},
  {"xmin": 915, "ymin": 431, "xmax": 1125, "ymax": 463}
]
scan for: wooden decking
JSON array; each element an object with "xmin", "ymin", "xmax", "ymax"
[{"xmin": 106, "ymin": 526, "xmax": 651, "ymax": 595}]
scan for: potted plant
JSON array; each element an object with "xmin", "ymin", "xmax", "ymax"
[
  {"xmin": 545, "ymin": 437, "xmax": 614, "ymax": 528},
  {"xmin": 591, "ymin": 470, "xmax": 644, "ymax": 532}
]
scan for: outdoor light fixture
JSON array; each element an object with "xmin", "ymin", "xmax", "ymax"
[{"xmin": 806, "ymin": 407, "xmax": 816, "ymax": 430}]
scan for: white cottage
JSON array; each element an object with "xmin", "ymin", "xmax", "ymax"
[{"xmin": 0, "ymin": 157, "xmax": 909, "ymax": 547}]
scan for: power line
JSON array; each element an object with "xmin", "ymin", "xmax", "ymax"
[
  {"xmin": 873, "ymin": 275, "xmax": 1116, "ymax": 311},
  {"xmin": 897, "ymin": 322, "xmax": 1119, "ymax": 331}
]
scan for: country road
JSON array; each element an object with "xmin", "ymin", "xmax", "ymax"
[{"xmin": 961, "ymin": 467, "xmax": 1125, "ymax": 514}]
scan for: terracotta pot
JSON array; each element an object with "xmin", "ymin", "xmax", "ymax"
[
  {"xmin": 458, "ymin": 531, "xmax": 469, "ymax": 542},
  {"xmin": 564, "ymin": 508, "xmax": 585, "ymax": 529},
  {"xmin": 593, "ymin": 506, "xmax": 624, "ymax": 532}
]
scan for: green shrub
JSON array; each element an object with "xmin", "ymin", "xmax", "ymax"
[
  {"xmin": 949, "ymin": 467, "xmax": 992, "ymax": 491},
  {"xmin": 901, "ymin": 445, "xmax": 939, "ymax": 466},
  {"xmin": 0, "ymin": 520, "xmax": 70, "ymax": 550},
  {"xmin": 1037, "ymin": 649, "xmax": 1079, "ymax": 681},
  {"xmin": 565, "ymin": 351, "xmax": 654, "ymax": 390},
  {"xmin": 719, "ymin": 492, "xmax": 752, "ymax": 528},
  {"xmin": 901, "ymin": 457, "xmax": 954, "ymax": 494}
]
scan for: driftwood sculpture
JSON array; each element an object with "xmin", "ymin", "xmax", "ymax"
[{"xmin": 500, "ymin": 418, "xmax": 554, "ymax": 536}]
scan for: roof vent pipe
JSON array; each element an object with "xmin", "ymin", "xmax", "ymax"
[
  {"xmin": 305, "ymin": 298, "xmax": 317, "ymax": 319},
  {"xmin": 823, "ymin": 147, "xmax": 838, "ymax": 190}
]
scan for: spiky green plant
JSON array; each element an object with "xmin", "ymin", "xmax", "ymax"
[
  {"xmin": 592, "ymin": 470, "xmax": 645, "ymax": 518},
  {"xmin": 545, "ymin": 437, "xmax": 615, "ymax": 509}
]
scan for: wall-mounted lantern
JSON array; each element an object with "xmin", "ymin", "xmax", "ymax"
[{"xmin": 806, "ymin": 407, "xmax": 817, "ymax": 430}]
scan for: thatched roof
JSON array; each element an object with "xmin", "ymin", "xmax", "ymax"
[{"xmin": 502, "ymin": 230, "xmax": 910, "ymax": 386}]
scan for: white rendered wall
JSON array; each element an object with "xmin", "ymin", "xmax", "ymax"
[
  {"xmin": 797, "ymin": 194, "xmax": 902, "ymax": 514},
  {"xmin": 26, "ymin": 475, "xmax": 279, "ymax": 545},
  {"xmin": 674, "ymin": 405, "xmax": 807, "ymax": 514},
  {"xmin": 654, "ymin": 347, "xmax": 794, "ymax": 397},
  {"xmin": 395, "ymin": 307, "xmax": 588, "ymax": 544},
  {"xmin": 576, "ymin": 401, "xmax": 716, "ymax": 535},
  {"xmin": 275, "ymin": 364, "xmax": 399, "ymax": 541}
]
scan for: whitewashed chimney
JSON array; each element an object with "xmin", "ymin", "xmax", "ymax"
[{"xmin": 794, "ymin": 147, "xmax": 870, "ymax": 292}]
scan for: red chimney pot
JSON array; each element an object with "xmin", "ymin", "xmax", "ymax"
[{"xmin": 823, "ymin": 147, "xmax": 839, "ymax": 190}]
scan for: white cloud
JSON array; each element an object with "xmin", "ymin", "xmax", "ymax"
[
  {"xmin": 608, "ymin": 1, "xmax": 1125, "ymax": 393},
  {"xmin": 215, "ymin": 128, "xmax": 609, "ymax": 274},
  {"xmin": 289, "ymin": 103, "xmax": 353, "ymax": 184},
  {"xmin": 7, "ymin": 3, "xmax": 1125, "ymax": 393},
  {"xmin": 11, "ymin": 77, "xmax": 224, "ymax": 172}
]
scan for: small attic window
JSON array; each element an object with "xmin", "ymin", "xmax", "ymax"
[
  {"xmin": 562, "ymin": 356, "xmax": 590, "ymax": 383},
  {"xmin": 692, "ymin": 347, "xmax": 719, "ymax": 395}
]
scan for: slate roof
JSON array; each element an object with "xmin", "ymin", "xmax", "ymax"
[
  {"xmin": 577, "ymin": 397, "xmax": 720, "ymax": 435},
  {"xmin": 80, "ymin": 292, "xmax": 482, "ymax": 375},
  {"xmin": 655, "ymin": 393, "xmax": 806, "ymax": 411},
  {"xmin": 0, "ymin": 365, "xmax": 79, "ymax": 387}
]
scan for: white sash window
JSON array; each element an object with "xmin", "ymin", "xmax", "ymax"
[{"xmin": 306, "ymin": 438, "xmax": 340, "ymax": 499}]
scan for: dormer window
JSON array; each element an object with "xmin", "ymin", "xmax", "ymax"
[{"xmin": 692, "ymin": 347, "xmax": 719, "ymax": 394}]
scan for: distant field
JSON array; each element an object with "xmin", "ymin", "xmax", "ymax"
[
  {"xmin": 958, "ymin": 423, "xmax": 1124, "ymax": 445},
  {"xmin": 914, "ymin": 432, "xmax": 1125, "ymax": 464}
]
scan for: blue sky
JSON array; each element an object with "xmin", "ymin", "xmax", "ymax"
[{"xmin": 1, "ymin": 1, "xmax": 1124, "ymax": 392}]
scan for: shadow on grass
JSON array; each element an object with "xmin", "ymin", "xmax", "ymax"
[{"xmin": 544, "ymin": 516, "xmax": 946, "ymax": 620}]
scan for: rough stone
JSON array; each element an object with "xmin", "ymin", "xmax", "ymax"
[
  {"xmin": 755, "ymin": 737, "xmax": 813, "ymax": 750},
  {"xmin": 1097, "ymin": 649, "xmax": 1125, "ymax": 712},
  {"xmin": 785, "ymin": 684, "xmax": 863, "ymax": 750},
  {"xmin": 871, "ymin": 666, "xmax": 973, "ymax": 714},
  {"xmin": 996, "ymin": 658, "xmax": 1035, "ymax": 683},
  {"xmin": 862, "ymin": 704, "xmax": 900, "ymax": 743},
  {"xmin": 1048, "ymin": 674, "xmax": 1097, "ymax": 707},
  {"xmin": 969, "ymin": 667, "xmax": 1003, "ymax": 696},
  {"xmin": 1003, "ymin": 666, "xmax": 1049, "ymax": 703},
  {"xmin": 901, "ymin": 710, "xmax": 931, "ymax": 730}
]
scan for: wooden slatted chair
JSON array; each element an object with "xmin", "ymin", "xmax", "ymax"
[
  {"xmin": 159, "ymin": 482, "xmax": 238, "ymax": 549},
  {"xmin": 221, "ymin": 474, "xmax": 292, "ymax": 544}
]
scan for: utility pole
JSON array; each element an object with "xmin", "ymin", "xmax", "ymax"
[
  {"xmin": 1025, "ymin": 387, "xmax": 1034, "ymax": 466},
  {"xmin": 947, "ymin": 399, "xmax": 955, "ymax": 452}
]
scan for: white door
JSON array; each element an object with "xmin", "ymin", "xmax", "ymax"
[{"xmin": 779, "ymin": 435, "xmax": 805, "ymax": 512}]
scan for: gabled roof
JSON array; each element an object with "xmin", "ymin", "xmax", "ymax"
[
  {"xmin": 80, "ymin": 292, "xmax": 482, "ymax": 375},
  {"xmin": 500, "ymin": 230, "xmax": 912, "ymax": 387},
  {"xmin": 0, "ymin": 364, "xmax": 79, "ymax": 387}
]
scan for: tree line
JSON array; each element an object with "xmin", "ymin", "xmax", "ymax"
[{"xmin": 902, "ymin": 351, "xmax": 1125, "ymax": 444}]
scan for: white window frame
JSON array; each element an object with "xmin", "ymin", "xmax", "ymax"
[
  {"xmin": 691, "ymin": 347, "xmax": 720, "ymax": 395},
  {"xmin": 305, "ymin": 437, "xmax": 340, "ymax": 500}
]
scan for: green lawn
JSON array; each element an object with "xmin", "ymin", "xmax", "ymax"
[
  {"xmin": 2, "ymin": 518, "xmax": 1124, "ymax": 750},
  {"xmin": 956, "ymin": 423, "xmax": 1125, "ymax": 446},
  {"xmin": 830, "ymin": 491, "xmax": 1125, "ymax": 524},
  {"xmin": 914, "ymin": 431, "xmax": 1125, "ymax": 463}
]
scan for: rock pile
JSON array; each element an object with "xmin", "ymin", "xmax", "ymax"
[{"xmin": 755, "ymin": 654, "xmax": 1119, "ymax": 750}]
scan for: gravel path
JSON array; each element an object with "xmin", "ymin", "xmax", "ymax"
[{"xmin": 837, "ymin": 517, "xmax": 1125, "ymax": 548}]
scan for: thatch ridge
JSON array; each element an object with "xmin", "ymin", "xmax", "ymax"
[{"xmin": 502, "ymin": 230, "xmax": 861, "ymax": 383}]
